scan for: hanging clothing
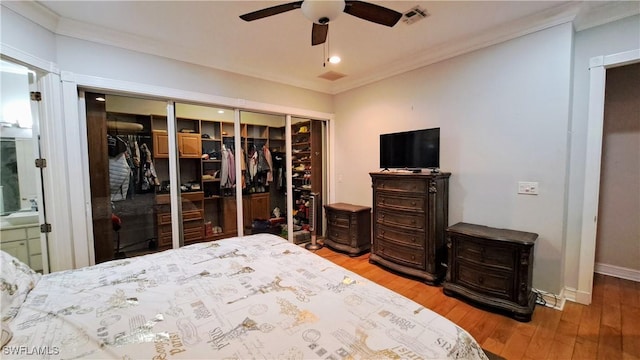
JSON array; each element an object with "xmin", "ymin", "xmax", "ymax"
[
  {"xmin": 263, "ymin": 146, "xmax": 273, "ymax": 184},
  {"xmin": 220, "ymin": 145, "xmax": 230, "ymax": 188},
  {"xmin": 139, "ymin": 143, "xmax": 159, "ymax": 191},
  {"xmin": 109, "ymin": 152, "xmax": 131, "ymax": 202},
  {"xmin": 228, "ymin": 147, "xmax": 236, "ymax": 187},
  {"xmin": 249, "ymin": 149, "xmax": 258, "ymax": 181}
]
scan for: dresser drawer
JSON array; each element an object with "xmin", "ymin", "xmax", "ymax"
[
  {"xmin": 327, "ymin": 226, "xmax": 351, "ymax": 245},
  {"xmin": 158, "ymin": 232, "xmax": 172, "ymax": 247},
  {"xmin": 183, "ymin": 209, "xmax": 204, "ymax": 222},
  {"xmin": 456, "ymin": 236, "xmax": 515, "ymax": 270},
  {"xmin": 376, "ymin": 224, "xmax": 424, "ymax": 249},
  {"xmin": 326, "ymin": 211, "xmax": 350, "ymax": 228},
  {"xmin": 376, "ymin": 193, "xmax": 425, "ymax": 212},
  {"xmin": 456, "ymin": 261, "xmax": 513, "ymax": 300},
  {"xmin": 184, "ymin": 225, "xmax": 204, "ymax": 243},
  {"xmin": 375, "ymin": 238, "xmax": 425, "ymax": 269},
  {"xmin": 375, "ymin": 179, "xmax": 426, "ymax": 193},
  {"xmin": 376, "ymin": 209, "xmax": 424, "ymax": 230},
  {"xmin": 158, "ymin": 209, "xmax": 203, "ymax": 225}
]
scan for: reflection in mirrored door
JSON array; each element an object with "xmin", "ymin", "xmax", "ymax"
[
  {"xmin": 0, "ymin": 58, "xmax": 46, "ymax": 272},
  {"xmin": 85, "ymin": 93, "xmax": 168, "ymax": 262}
]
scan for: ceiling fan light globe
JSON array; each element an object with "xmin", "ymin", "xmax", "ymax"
[{"xmin": 301, "ymin": 0, "xmax": 345, "ymax": 24}]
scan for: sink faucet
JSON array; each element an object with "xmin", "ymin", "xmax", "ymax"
[{"xmin": 28, "ymin": 198, "xmax": 37, "ymax": 211}]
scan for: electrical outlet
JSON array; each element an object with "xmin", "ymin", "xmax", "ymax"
[{"xmin": 518, "ymin": 181, "xmax": 539, "ymax": 195}]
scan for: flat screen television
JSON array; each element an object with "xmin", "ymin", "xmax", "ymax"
[{"xmin": 380, "ymin": 128, "xmax": 440, "ymax": 170}]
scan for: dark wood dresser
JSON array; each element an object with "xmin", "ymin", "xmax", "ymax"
[
  {"xmin": 369, "ymin": 172, "xmax": 450, "ymax": 285},
  {"xmin": 323, "ymin": 203, "xmax": 371, "ymax": 256},
  {"xmin": 443, "ymin": 222, "xmax": 538, "ymax": 322}
]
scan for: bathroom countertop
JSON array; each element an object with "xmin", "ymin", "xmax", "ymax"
[{"xmin": 0, "ymin": 220, "xmax": 39, "ymax": 230}]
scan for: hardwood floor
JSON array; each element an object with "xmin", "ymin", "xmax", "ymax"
[{"xmin": 313, "ymin": 247, "xmax": 640, "ymax": 360}]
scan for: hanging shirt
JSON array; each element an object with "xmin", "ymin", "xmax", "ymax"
[
  {"xmin": 263, "ymin": 146, "xmax": 273, "ymax": 184},
  {"xmin": 220, "ymin": 145, "xmax": 230, "ymax": 188}
]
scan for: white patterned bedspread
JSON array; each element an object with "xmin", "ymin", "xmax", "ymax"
[{"xmin": 4, "ymin": 234, "xmax": 488, "ymax": 359}]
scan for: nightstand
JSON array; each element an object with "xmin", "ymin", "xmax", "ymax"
[
  {"xmin": 323, "ymin": 203, "xmax": 371, "ymax": 256},
  {"xmin": 443, "ymin": 222, "xmax": 538, "ymax": 322}
]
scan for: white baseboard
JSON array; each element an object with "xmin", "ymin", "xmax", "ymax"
[
  {"xmin": 563, "ymin": 286, "xmax": 593, "ymax": 305},
  {"xmin": 595, "ymin": 262, "xmax": 640, "ymax": 282}
]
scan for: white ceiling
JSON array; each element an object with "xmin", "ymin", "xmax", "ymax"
[{"xmin": 7, "ymin": 1, "xmax": 640, "ymax": 94}]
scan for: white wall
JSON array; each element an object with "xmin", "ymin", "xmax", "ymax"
[
  {"xmin": 0, "ymin": 7, "xmax": 57, "ymax": 66},
  {"xmin": 55, "ymin": 36, "xmax": 333, "ymax": 114},
  {"xmin": 564, "ymin": 15, "xmax": 640, "ymax": 291},
  {"xmin": 334, "ymin": 23, "xmax": 574, "ymax": 294}
]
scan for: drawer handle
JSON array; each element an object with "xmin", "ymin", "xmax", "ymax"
[
  {"xmin": 478, "ymin": 276, "xmax": 484, "ymax": 285},
  {"xmin": 333, "ymin": 232, "xmax": 338, "ymax": 237},
  {"xmin": 381, "ymin": 214, "xmax": 385, "ymax": 219},
  {"xmin": 411, "ymin": 201, "xmax": 416, "ymax": 206},
  {"xmin": 381, "ymin": 199, "xmax": 385, "ymax": 204},
  {"xmin": 411, "ymin": 255, "xmax": 415, "ymax": 260},
  {"xmin": 412, "ymin": 236, "xmax": 416, "ymax": 243},
  {"xmin": 411, "ymin": 219, "xmax": 416, "ymax": 224}
]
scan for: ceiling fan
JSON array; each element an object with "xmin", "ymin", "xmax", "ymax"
[{"xmin": 240, "ymin": 0, "xmax": 403, "ymax": 46}]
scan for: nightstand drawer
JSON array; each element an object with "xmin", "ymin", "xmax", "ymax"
[
  {"xmin": 457, "ymin": 236, "xmax": 515, "ymax": 270},
  {"xmin": 376, "ymin": 224, "xmax": 424, "ymax": 249},
  {"xmin": 375, "ymin": 179, "xmax": 426, "ymax": 193},
  {"xmin": 375, "ymin": 238, "xmax": 425, "ymax": 269},
  {"xmin": 327, "ymin": 226, "xmax": 351, "ymax": 245},
  {"xmin": 376, "ymin": 194, "xmax": 425, "ymax": 212},
  {"xmin": 376, "ymin": 209, "xmax": 424, "ymax": 230},
  {"xmin": 457, "ymin": 261, "xmax": 513, "ymax": 300},
  {"xmin": 327, "ymin": 211, "xmax": 350, "ymax": 228}
]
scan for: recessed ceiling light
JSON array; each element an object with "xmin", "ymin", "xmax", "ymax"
[
  {"xmin": 328, "ymin": 56, "xmax": 341, "ymax": 64},
  {"xmin": 218, "ymin": 110, "xmax": 224, "ymax": 114},
  {"xmin": 96, "ymin": 97, "xmax": 106, "ymax": 102}
]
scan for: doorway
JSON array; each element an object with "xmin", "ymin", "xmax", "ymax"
[
  {"xmin": 594, "ymin": 63, "xmax": 640, "ymax": 278},
  {"xmin": 579, "ymin": 49, "xmax": 640, "ymax": 304},
  {"xmin": 0, "ymin": 58, "xmax": 48, "ymax": 273}
]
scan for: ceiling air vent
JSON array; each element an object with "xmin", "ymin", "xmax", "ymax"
[
  {"xmin": 402, "ymin": 6, "xmax": 429, "ymax": 25},
  {"xmin": 318, "ymin": 71, "xmax": 347, "ymax": 81}
]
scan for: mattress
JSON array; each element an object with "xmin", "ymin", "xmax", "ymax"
[{"xmin": 2, "ymin": 234, "xmax": 488, "ymax": 359}]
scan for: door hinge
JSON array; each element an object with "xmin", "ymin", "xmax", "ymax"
[
  {"xmin": 35, "ymin": 158, "xmax": 47, "ymax": 168},
  {"xmin": 30, "ymin": 91, "xmax": 42, "ymax": 101},
  {"xmin": 40, "ymin": 223, "xmax": 52, "ymax": 233}
]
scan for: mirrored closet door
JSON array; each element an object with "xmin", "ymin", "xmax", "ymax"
[{"xmin": 86, "ymin": 93, "xmax": 172, "ymax": 262}]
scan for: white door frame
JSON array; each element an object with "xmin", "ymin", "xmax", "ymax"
[{"xmin": 577, "ymin": 48, "xmax": 640, "ymax": 305}]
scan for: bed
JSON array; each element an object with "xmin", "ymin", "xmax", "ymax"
[{"xmin": 1, "ymin": 234, "xmax": 488, "ymax": 359}]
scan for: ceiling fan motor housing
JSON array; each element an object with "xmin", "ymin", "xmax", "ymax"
[{"xmin": 301, "ymin": 0, "xmax": 346, "ymax": 24}]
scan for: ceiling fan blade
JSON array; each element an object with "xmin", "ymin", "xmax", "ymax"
[
  {"xmin": 344, "ymin": 0, "xmax": 402, "ymax": 27},
  {"xmin": 312, "ymin": 23, "xmax": 328, "ymax": 46},
  {"xmin": 239, "ymin": 1, "xmax": 303, "ymax": 21}
]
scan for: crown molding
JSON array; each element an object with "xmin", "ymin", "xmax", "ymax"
[
  {"xmin": 573, "ymin": 0, "xmax": 640, "ymax": 31},
  {"xmin": 329, "ymin": 1, "xmax": 582, "ymax": 94},
  {"xmin": 2, "ymin": 0, "xmax": 59, "ymax": 32}
]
